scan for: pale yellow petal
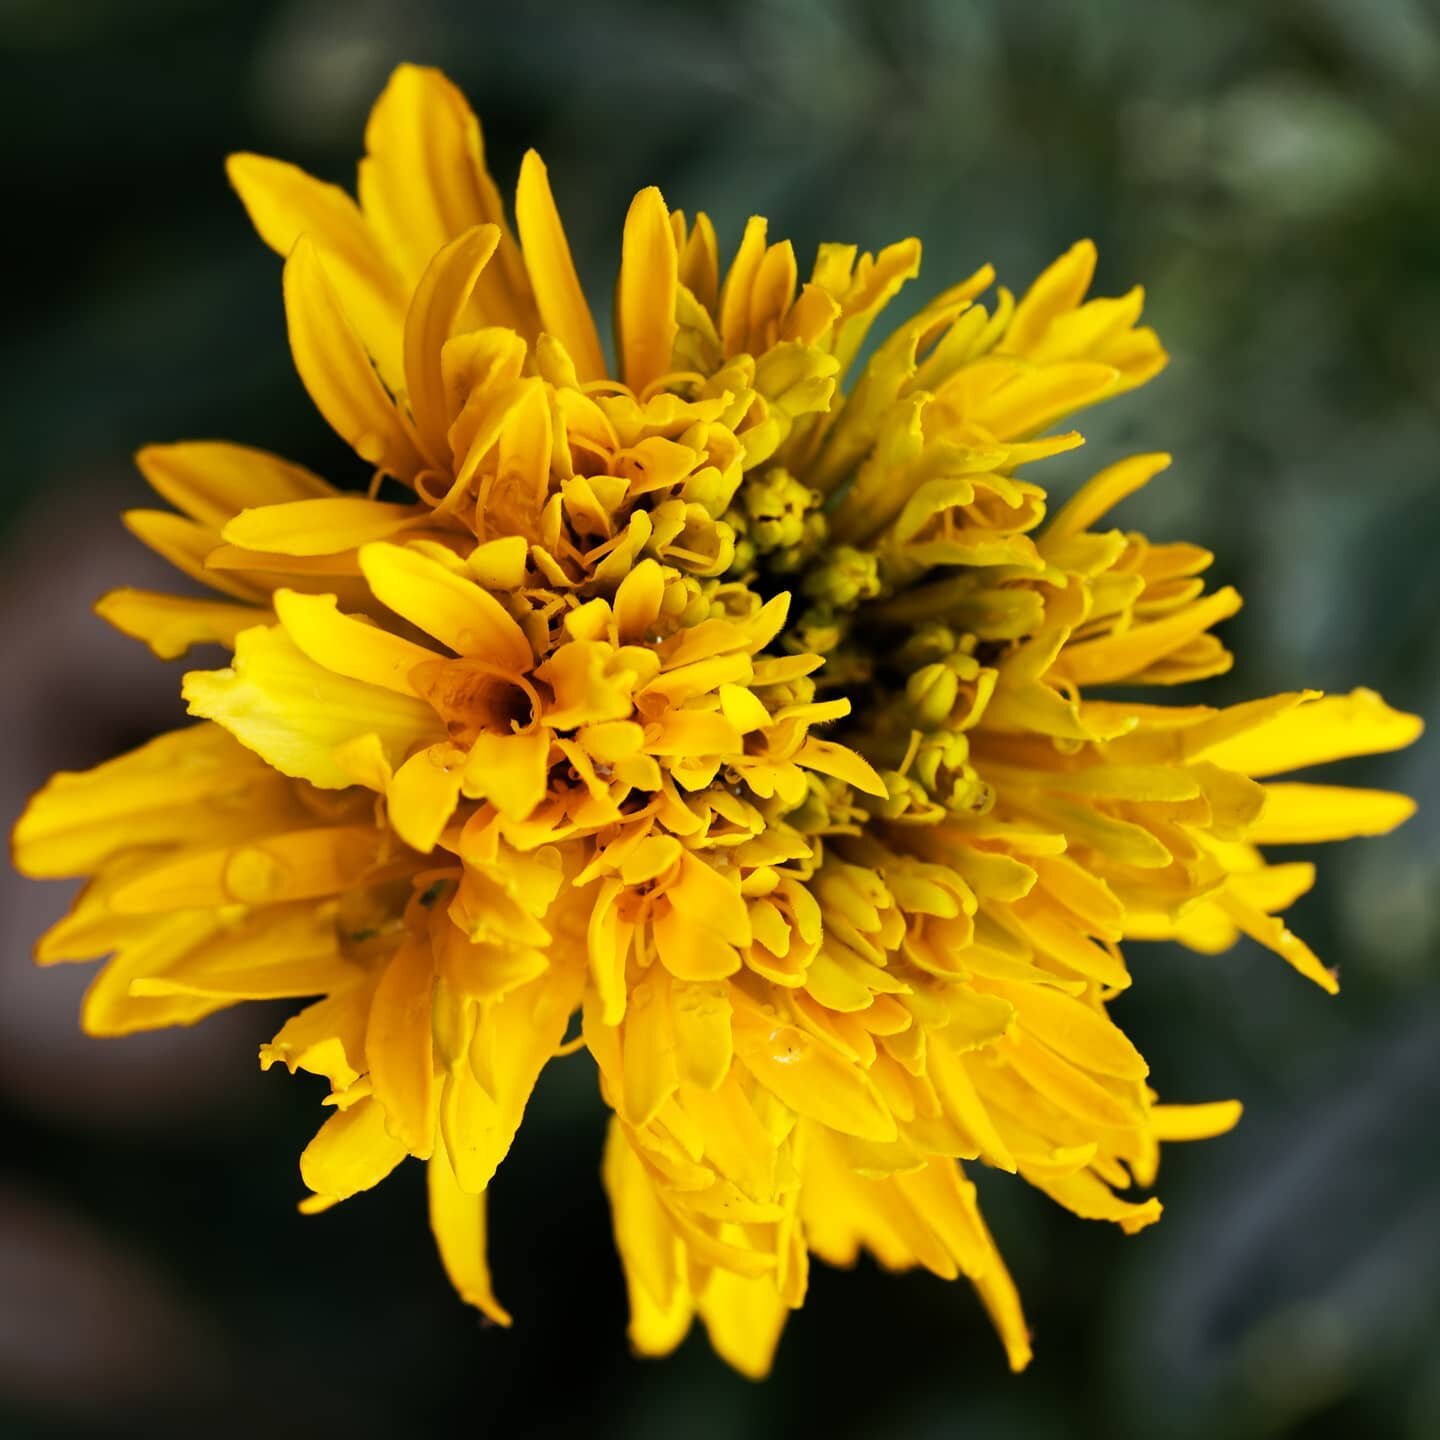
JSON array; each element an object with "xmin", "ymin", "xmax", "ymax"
[{"xmin": 183, "ymin": 624, "xmax": 443, "ymax": 788}]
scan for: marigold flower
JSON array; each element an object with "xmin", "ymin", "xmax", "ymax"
[{"xmin": 14, "ymin": 63, "xmax": 1422, "ymax": 1378}]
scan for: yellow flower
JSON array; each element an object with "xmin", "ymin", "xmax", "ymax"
[{"xmin": 13, "ymin": 63, "xmax": 1422, "ymax": 1378}]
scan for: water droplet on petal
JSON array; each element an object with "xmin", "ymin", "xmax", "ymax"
[{"xmin": 224, "ymin": 847, "xmax": 289, "ymax": 904}]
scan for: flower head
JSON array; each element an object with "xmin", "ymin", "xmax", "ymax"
[{"xmin": 14, "ymin": 63, "xmax": 1422, "ymax": 1377}]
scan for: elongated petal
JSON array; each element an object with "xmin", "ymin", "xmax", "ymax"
[
  {"xmin": 284, "ymin": 235, "xmax": 424, "ymax": 479},
  {"xmin": 404, "ymin": 224, "xmax": 501, "ymax": 462},
  {"xmin": 136, "ymin": 442, "xmax": 333, "ymax": 527},
  {"xmin": 274, "ymin": 588, "xmax": 443, "ymax": 694},
  {"xmin": 226, "ymin": 151, "xmax": 408, "ymax": 389},
  {"xmin": 224, "ymin": 497, "xmax": 431, "ymax": 556},
  {"xmin": 358, "ymin": 542, "xmax": 532, "ymax": 669},
  {"xmin": 367, "ymin": 938, "xmax": 437, "ymax": 1155},
  {"xmin": 428, "ymin": 1143, "xmax": 512, "ymax": 1325},
  {"xmin": 1203, "ymin": 689, "xmax": 1423, "ymax": 778},
  {"xmin": 95, "ymin": 589, "xmax": 264, "ymax": 659},
  {"xmin": 358, "ymin": 63, "xmax": 535, "ymax": 332},
  {"xmin": 617, "ymin": 187, "xmax": 677, "ymax": 394},
  {"xmin": 516, "ymin": 150, "xmax": 607, "ymax": 383},
  {"xmin": 1248, "ymin": 783, "xmax": 1417, "ymax": 844}
]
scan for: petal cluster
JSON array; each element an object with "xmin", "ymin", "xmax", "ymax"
[{"xmin": 13, "ymin": 64, "xmax": 1421, "ymax": 1378}]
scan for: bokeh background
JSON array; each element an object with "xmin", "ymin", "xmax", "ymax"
[{"xmin": 2, "ymin": 1, "xmax": 1437, "ymax": 1436}]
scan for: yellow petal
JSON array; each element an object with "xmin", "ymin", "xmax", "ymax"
[
  {"xmin": 300, "ymin": 1094, "xmax": 408, "ymax": 1201},
  {"xmin": 358, "ymin": 541, "xmax": 532, "ymax": 671},
  {"xmin": 12, "ymin": 725, "xmax": 281, "ymax": 879},
  {"xmin": 697, "ymin": 1267, "xmax": 788, "ymax": 1381},
  {"xmin": 1056, "ymin": 586, "xmax": 1242, "ymax": 687},
  {"xmin": 366, "ymin": 938, "xmax": 437, "ymax": 1156},
  {"xmin": 622, "ymin": 974, "xmax": 679, "ymax": 1127},
  {"xmin": 183, "ymin": 625, "xmax": 443, "ymax": 788},
  {"xmin": 616, "ymin": 186, "xmax": 677, "ymax": 394},
  {"xmin": 461, "ymin": 729, "xmax": 552, "ymax": 820},
  {"xmin": 109, "ymin": 824, "xmax": 386, "ymax": 913},
  {"xmin": 1202, "ymin": 689, "xmax": 1423, "ymax": 778},
  {"xmin": 1028, "ymin": 1168, "xmax": 1162, "ymax": 1235},
  {"xmin": 388, "ymin": 745, "xmax": 465, "ymax": 853},
  {"xmin": 1002, "ymin": 239, "xmax": 1097, "ymax": 353},
  {"xmin": 122, "ymin": 509, "xmax": 267, "ymax": 603},
  {"xmin": 515, "ymin": 150, "xmax": 607, "ymax": 384},
  {"xmin": 1045, "ymin": 452, "xmax": 1172, "ymax": 539},
  {"xmin": 667, "ymin": 853, "xmax": 752, "ymax": 947},
  {"xmin": 284, "ymin": 235, "xmax": 424, "ymax": 479},
  {"xmin": 80, "ymin": 912, "xmax": 237, "ymax": 1036},
  {"xmin": 274, "ymin": 588, "xmax": 443, "ymax": 694},
  {"xmin": 442, "ymin": 960, "xmax": 582, "ymax": 1192},
  {"xmin": 428, "ymin": 1143, "xmax": 512, "ymax": 1326},
  {"xmin": 95, "ymin": 588, "xmax": 264, "ymax": 659},
  {"xmin": 983, "ymin": 978, "xmax": 1148, "ymax": 1081},
  {"xmin": 1248, "ymin": 783, "xmax": 1417, "ymax": 844},
  {"xmin": 732, "ymin": 1010, "xmax": 896, "ymax": 1142},
  {"xmin": 1149, "ymin": 1099, "xmax": 1243, "ymax": 1141},
  {"xmin": 226, "ymin": 151, "xmax": 408, "ymax": 389},
  {"xmin": 404, "ymin": 224, "xmax": 501, "ymax": 463},
  {"xmin": 670, "ymin": 981, "xmax": 734, "ymax": 1091},
  {"xmin": 224, "ymin": 497, "xmax": 431, "ymax": 556},
  {"xmin": 602, "ymin": 1121, "xmax": 694, "ymax": 1355},
  {"xmin": 129, "ymin": 901, "xmax": 352, "ymax": 1000},
  {"xmin": 358, "ymin": 64, "xmax": 535, "ymax": 332},
  {"xmin": 136, "ymin": 441, "xmax": 333, "ymax": 527},
  {"xmin": 718, "ymin": 216, "xmax": 768, "ymax": 358},
  {"xmin": 793, "ymin": 736, "xmax": 887, "ymax": 797}
]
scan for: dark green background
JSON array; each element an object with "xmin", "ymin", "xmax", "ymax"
[{"xmin": 1, "ymin": 2, "xmax": 1435, "ymax": 1436}]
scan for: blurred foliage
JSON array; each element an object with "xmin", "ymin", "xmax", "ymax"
[{"xmin": 1, "ymin": 1, "xmax": 1436, "ymax": 1437}]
